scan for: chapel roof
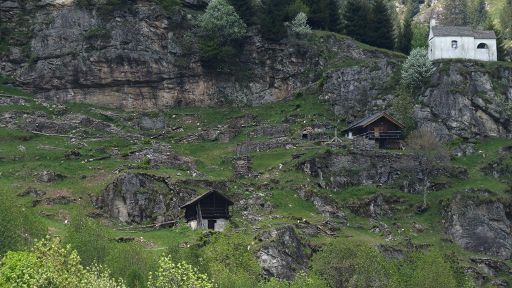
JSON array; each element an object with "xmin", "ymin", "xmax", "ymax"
[{"xmin": 431, "ymin": 26, "xmax": 496, "ymax": 39}]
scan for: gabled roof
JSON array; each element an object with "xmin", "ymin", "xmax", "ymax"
[
  {"xmin": 180, "ymin": 190, "xmax": 234, "ymax": 209},
  {"xmin": 431, "ymin": 26, "xmax": 496, "ymax": 39},
  {"xmin": 343, "ymin": 112, "xmax": 405, "ymax": 132}
]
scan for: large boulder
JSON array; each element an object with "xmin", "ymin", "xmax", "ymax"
[
  {"xmin": 94, "ymin": 173, "xmax": 195, "ymax": 224},
  {"xmin": 256, "ymin": 225, "xmax": 309, "ymax": 281},
  {"xmin": 444, "ymin": 190, "xmax": 512, "ymax": 259}
]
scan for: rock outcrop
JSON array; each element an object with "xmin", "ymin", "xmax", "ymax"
[
  {"xmin": 94, "ymin": 173, "xmax": 195, "ymax": 224},
  {"xmin": 256, "ymin": 225, "xmax": 309, "ymax": 281},
  {"xmin": 300, "ymin": 150, "xmax": 462, "ymax": 193},
  {"xmin": 444, "ymin": 190, "xmax": 512, "ymax": 259}
]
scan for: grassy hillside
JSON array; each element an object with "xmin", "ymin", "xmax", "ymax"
[{"xmin": 0, "ymin": 78, "xmax": 511, "ymax": 287}]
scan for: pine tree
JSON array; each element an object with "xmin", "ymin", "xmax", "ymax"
[
  {"xmin": 305, "ymin": 0, "xmax": 330, "ymax": 30},
  {"xmin": 327, "ymin": 0, "xmax": 341, "ymax": 33},
  {"xmin": 341, "ymin": 0, "xmax": 370, "ymax": 43},
  {"xmin": 260, "ymin": 0, "xmax": 293, "ymax": 42},
  {"xmin": 440, "ymin": 0, "xmax": 468, "ymax": 26},
  {"xmin": 228, "ymin": 0, "xmax": 254, "ymax": 26},
  {"xmin": 398, "ymin": 15, "xmax": 413, "ymax": 54},
  {"xmin": 368, "ymin": 0, "xmax": 394, "ymax": 50}
]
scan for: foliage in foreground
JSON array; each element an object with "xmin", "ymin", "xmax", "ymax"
[
  {"xmin": 148, "ymin": 255, "xmax": 215, "ymax": 288},
  {"xmin": 0, "ymin": 193, "xmax": 46, "ymax": 256},
  {"xmin": 0, "ymin": 238, "xmax": 125, "ymax": 288}
]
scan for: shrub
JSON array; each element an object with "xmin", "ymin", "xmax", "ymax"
[
  {"xmin": 0, "ymin": 193, "xmax": 46, "ymax": 256},
  {"xmin": 197, "ymin": 0, "xmax": 247, "ymax": 42},
  {"xmin": 64, "ymin": 210, "xmax": 111, "ymax": 267},
  {"xmin": 156, "ymin": 0, "xmax": 180, "ymax": 15},
  {"xmin": 400, "ymin": 48, "xmax": 435, "ymax": 92},
  {"xmin": 148, "ymin": 255, "xmax": 215, "ymax": 288},
  {"xmin": 291, "ymin": 12, "xmax": 312, "ymax": 35},
  {"xmin": 311, "ymin": 239, "xmax": 390, "ymax": 288},
  {"xmin": 202, "ymin": 229, "xmax": 261, "ymax": 288},
  {"xmin": 106, "ymin": 243, "xmax": 157, "ymax": 288},
  {"xmin": 0, "ymin": 237, "xmax": 124, "ymax": 288}
]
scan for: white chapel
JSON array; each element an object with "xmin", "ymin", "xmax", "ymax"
[{"xmin": 428, "ymin": 19, "xmax": 497, "ymax": 61}]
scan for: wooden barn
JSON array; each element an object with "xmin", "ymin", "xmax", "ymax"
[
  {"xmin": 180, "ymin": 190, "xmax": 233, "ymax": 231},
  {"xmin": 343, "ymin": 112, "xmax": 405, "ymax": 149}
]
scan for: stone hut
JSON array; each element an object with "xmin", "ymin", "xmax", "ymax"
[{"xmin": 180, "ymin": 190, "xmax": 233, "ymax": 231}]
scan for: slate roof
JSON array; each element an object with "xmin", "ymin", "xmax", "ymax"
[
  {"xmin": 343, "ymin": 112, "xmax": 405, "ymax": 132},
  {"xmin": 431, "ymin": 26, "xmax": 496, "ymax": 39},
  {"xmin": 180, "ymin": 190, "xmax": 234, "ymax": 209}
]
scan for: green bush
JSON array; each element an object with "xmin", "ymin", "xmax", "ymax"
[
  {"xmin": 0, "ymin": 237, "xmax": 124, "ymax": 288},
  {"xmin": 311, "ymin": 239, "xmax": 390, "ymax": 288},
  {"xmin": 148, "ymin": 255, "xmax": 215, "ymax": 288},
  {"xmin": 0, "ymin": 193, "xmax": 46, "ymax": 256},
  {"xmin": 106, "ymin": 242, "xmax": 158, "ymax": 288},
  {"xmin": 391, "ymin": 250, "xmax": 459, "ymax": 288},
  {"xmin": 202, "ymin": 229, "xmax": 261, "ymax": 288},
  {"xmin": 64, "ymin": 210, "xmax": 111, "ymax": 267}
]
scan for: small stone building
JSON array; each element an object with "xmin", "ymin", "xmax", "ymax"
[
  {"xmin": 343, "ymin": 112, "xmax": 404, "ymax": 149},
  {"xmin": 428, "ymin": 19, "xmax": 497, "ymax": 61},
  {"xmin": 180, "ymin": 190, "xmax": 233, "ymax": 231}
]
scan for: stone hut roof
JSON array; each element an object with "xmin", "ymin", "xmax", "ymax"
[
  {"xmin": 431, "ymin": 26, "xmax": 496, "ymax": 39},
  {"xmin": 343, "ymin": 112, "xmax": 405, "ymax": 132},
  {"xmin": 180, "ymin": 190, "xmax": 234, "ymax": 209}
]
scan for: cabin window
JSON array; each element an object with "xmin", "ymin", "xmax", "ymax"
[
  {"xmin": 477, "ymin": 43, "xmax": 489, "ymax": 49},
  {"xmin": 451, "ymin": 40, "xmax": 458, "ymax": 49}
]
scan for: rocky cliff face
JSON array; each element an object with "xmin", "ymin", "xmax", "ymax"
[
  {"xmin": 1, "ymin": 1, "xmax": 511, "ymax": 141},
  {"xmin": 444, "ymin": 190, "xmax": 512, "ymax": 260},
  {"xmin": 0, "ymin": 0, "xmax": 398, "ymax": 110}
]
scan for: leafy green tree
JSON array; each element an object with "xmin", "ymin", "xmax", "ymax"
[
  {"xmin": 400, "ymin": 48, "xmax": 435, "ymax": 92},
  {"xmin": 0, "ymin": 238, "xmax": 124, "ymax": 288},
  {"xmin": 341, "ymin": 0, "xmax": 370, "ymax": 43},
  {"xmin": 291, "ymin": 12, "xmax": 312, "ymax": 35},
  {"xmin": 148, "ymin": 255, "xmax": 215, "ymax": 288},
  {"xmin": 197, "ymin": 0, "xmax": 247, "ymax": 69},
  {"xmin": 197, "ymin": 0, "xmax": 247, "ymax": 42},
  {"xmin": 260, "ymin": 0, "xmax": 293, "ymax": 42},
  {"xmin": 0, "ymin": 193, "xmax": 46, "ymax": 256},
  {"xmin": 228, "ymin": 0, "xmax": 254, "ymax": 26},
  {"xmin": 311, "ymin": 239, "xmax": 390, "ymax": 288},
  {"xmin": 391, "ymin": 88, "xmax": 416, "ymax": 134},
  {"xmin": 368, "ymin": 0, "xmax": 394, "ymax": 50}
]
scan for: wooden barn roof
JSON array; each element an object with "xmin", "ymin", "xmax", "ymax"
[
  {"xmin": 180, "ymin": 190, "xmax": 234, "ymax": 209},
  {"xmin": 343, "ymin": 112, "xmax": 405, "ymax": 132}
]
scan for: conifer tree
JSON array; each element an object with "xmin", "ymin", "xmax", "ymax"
[
  {"xmin": 228, "ymin": 0, "xmax": 255, "ymax": 26},
  {"xmin": 341, "ymin": 0, "xmax": 370, "ymax": 43},
  {"xmin": 398, "ymin": 15, "xmax": 413, "ymax": 54},
  {"xmin": 327, "ymin": 0, "xmax": 341, "ymax": 33},
  {"xmin": 468, "ymin": 0, "xmax": 488, "ymax": 28},
  {"xmin": 305, "ymin": 0, "xmax": 330, "ymax": 30},
  {"xmin": 260, "ymin": 0, "xmax": 293, "ymax": 42},
  {"xmin": 440, "ymin": 0, "xmax": 468, "ymax": 26},
  {"xmin": 368, "ymin": 0, "xmax": 394, "ymax": 50}
]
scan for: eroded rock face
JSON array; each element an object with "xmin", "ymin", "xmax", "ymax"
[
  {"xmin": 94, "ymin": 173, "xmax": 195, "ymax": 224},
  {"xmin": 1, "ymin": 2, "xmax": 399, "ymax": 111},
  {"xmin": 256, "ymin": 225, "xmax": 309, "ymax": 281},
  {"xmin": 444, "ymin": 190, "xmax": 512, "ymax": 259},
  {"xmin": 126, "ymin": 144, "xmax": 196, "ymax": 171}
]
